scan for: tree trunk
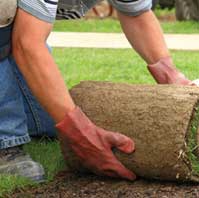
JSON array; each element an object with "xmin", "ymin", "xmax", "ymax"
[{"xmin": 67, "ymin": 81, "xmax": 199, "ymax": 182}]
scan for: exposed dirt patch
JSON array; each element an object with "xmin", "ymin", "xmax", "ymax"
[{"xmin": 9, "ymin": 171, "xmax": 199, "ymax": 198}]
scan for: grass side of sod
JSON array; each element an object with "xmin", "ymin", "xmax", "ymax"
[
  {"xmin": 188, "ymin": 104, "xmax": 199, "ymax": 176},
  {"xmin": 1, "ymin": 48, "xmax": 199, "ymax": 196}
]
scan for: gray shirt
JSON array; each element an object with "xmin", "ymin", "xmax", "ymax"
[{"xmin": 18, "ymin": 0, "xmax": 152, "ymax": 23}]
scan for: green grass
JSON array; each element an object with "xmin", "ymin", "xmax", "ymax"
[
  {"xmin": 53, "ymin": 18, "xmax": 122, "ymax": 33},
  {"xmin": 2, "ymin": 48, "xmax": 199, "ymax": 196},
  {"xmin": 23, "ymin": 139, "xmax": 65, "ymax": 180},
  {"xmin": 154, "ymin": 7, "xmax": 175, "ymax": 18},
  {"xmin": 160, "ymin": 21, "xmax": 199, "ymax": 34},
  {"xmin": 188, "ymin": 105, "xmax": 199, "ymax": 176},
  {"xmin": 0, "ymin": 176, "xmax": 34, "ymax": 197},
  {"xmin": 53, "ymin": 48, "xmax": 199, "ymax": 87},
  {"xmin": 0, "ymin": 139, "xmax": 65, "ymax": 197},
  {"xmin": 53, "ymin": 17, "xmax": 199, "ymax": 34},
  {"xmin": 52, "ymin": 6, "xmax": 198, "ymax": 33}
]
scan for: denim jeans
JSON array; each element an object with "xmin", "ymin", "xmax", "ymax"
[{"xmin": 0, "ymin": 55, "xmax": 56, "ymax": 149}]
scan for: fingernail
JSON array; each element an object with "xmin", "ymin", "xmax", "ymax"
[
  {"xmin": 127, "ymin": 173, "xmax": 137, "ymax": 181},
  {"xmin": 125, "ymin": 140, "xmax": 135, "ymax": 153}
]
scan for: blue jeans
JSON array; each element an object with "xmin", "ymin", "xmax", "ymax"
[{"xmin": 0, "ymin": 55, "xmax": 56, "ymax": 149}]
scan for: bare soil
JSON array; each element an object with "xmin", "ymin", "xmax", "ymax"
[{"xmin": 9, "ymin": 171, "xmax": 199, "ymax": 198}]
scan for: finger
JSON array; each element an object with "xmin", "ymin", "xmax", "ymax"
[
  {"xmin": 104, "ymin": 166, "xmax": 136, "ymax": 181},
  {"xmin": 113, "ymin": 160, "xmax": 136, "ymax": 181},
  {"xmin": 105, "ymin": 131, "xmax": 135, "ymax": 154},
  {"xmin": 101, "ymin": 158, "xmax": 136, "ymax": 181}
]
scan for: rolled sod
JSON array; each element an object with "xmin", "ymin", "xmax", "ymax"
[{"xmin": 67, "ymin": 81, "xmax": 199, "ymax": 182}]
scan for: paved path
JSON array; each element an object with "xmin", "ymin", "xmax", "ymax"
[{"xmin": 47, "ymin": 32, "xmax": 199, "ymax": 50}]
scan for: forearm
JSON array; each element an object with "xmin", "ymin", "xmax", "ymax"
[
  {"xmin": 13, "ymin": 39, "xmax": 75, "ymax": 123},
  {"xmin": 118, "ymin": 10, "xmax": 170, "ymax": 64}
]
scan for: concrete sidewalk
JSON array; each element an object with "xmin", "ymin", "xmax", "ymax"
[{"xmin": 47, "ymin": 32, "xmax": 199, "ymax": 50}]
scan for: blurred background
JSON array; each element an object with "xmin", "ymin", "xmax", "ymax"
[
  {"xmin": 87, "ymin": 0, "xmax": 199, "ymax": 21},
  {"xmin": 53, "ymin": 0, "xmax": 199, "ymax": 34}
]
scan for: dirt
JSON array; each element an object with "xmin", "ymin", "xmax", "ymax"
[{"xmin": 9, "ymin": 171, "xmax": 199, "ymax": 198}]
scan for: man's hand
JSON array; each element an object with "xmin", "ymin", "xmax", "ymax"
[
  {"xmin": 148, "ymin": 57, "xmax": 199, "ymax": 86},
  {"xmin": 56, "ymin": 106, "xmax": 136, "ymax": 181},
  {"xmin": 117, "ymin": 11, "xmax": 199, "ymax": 87}
]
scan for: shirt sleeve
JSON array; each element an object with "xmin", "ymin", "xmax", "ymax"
[
  {"xmin": 18, "ymin": 0, "xmax": 58, "ymax": 23},
  {"xmin": 107, "ymin": 0, "xmax": 152, "ymax": 16}
]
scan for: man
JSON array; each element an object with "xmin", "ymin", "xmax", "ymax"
[{"xmin": 0, "ymin": 0, "xmax": 197, "ymax": 182}]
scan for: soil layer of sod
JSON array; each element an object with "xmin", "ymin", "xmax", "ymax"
[{"xmin": 67, "ymin": 81, "xmax": 199, "ymax": 182}]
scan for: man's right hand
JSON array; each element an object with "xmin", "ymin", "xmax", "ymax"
[{"xmin": 56, "ymin": 106, "xmax": 136, "ymax": 181}]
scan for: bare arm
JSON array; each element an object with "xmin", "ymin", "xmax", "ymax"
[
  {"xmin": 12, "ymin": 9, "xmax": 75, "ymax": 123},
  {"xmin": 118, "ymin": 10, "xmax": 170, "ymax": 64},
  {"xmin": 118, "ymin": 10, "xmax": 199, "ymax": 85},
  {"xmin": 12, "ymin": 9, "xmax": 136, "ymax": 180}
]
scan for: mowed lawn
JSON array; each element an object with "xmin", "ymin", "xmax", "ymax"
[
  {"xmin": 53, "ymin": 7, "xmax": 199, "ymax": 34},
  {"xmin": 1, "ymin": 48, "xmax": 199, "ymax": 197},
  {"xmin": 53, "ymin": 18, "xmax": 199, "ymax": 34}
]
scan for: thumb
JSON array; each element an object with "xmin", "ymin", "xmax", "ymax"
[{"xmin": 105, "ymin": 131, "xmax": 135, "ymax": 154}]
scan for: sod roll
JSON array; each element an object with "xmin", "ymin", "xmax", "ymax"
[{"xmin": 67, "ymin": 81, "xmax": 199, "ymax": 182}]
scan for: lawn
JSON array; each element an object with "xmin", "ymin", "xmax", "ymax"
[
  {"xmin": 2, "ymin": 48, "xmax": 199, "ymax": 197},
  {"xmin": 53, "ymin": 8, "xmax": 199, "ymax": 34},
  {"xmin": 53, "ymin": 19, "xmax": 199, "ymax": 34}
]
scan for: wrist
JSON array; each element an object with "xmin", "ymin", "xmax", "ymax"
[
  {"xmin": 56, "ymin": 106, "xmax": 92, "ymax": 140},
  {"xmin": 147, "ymin": 57, "xmax": 190, "ymax": 85},
  {"xmin": 54, "ymin": 103, "xmax": 76, "ymax": 124}
]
